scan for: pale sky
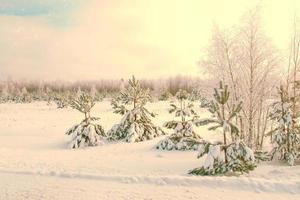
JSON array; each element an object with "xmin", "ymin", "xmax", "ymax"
[{"xmin": 0, "ymin": 0, "xmax": 299, "ymax": 81}]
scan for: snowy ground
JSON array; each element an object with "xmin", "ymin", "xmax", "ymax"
[{"xmin": 0, "ymin": 101, "xmax": 299, "ymax": 200}]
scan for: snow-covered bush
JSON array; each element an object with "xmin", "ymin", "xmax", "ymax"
[
  {"xmin": 268, "ymin": 86, "xmax": 300, "ymax": 165},
  {"xmin": 189, "ymin": 81, "xmax": 256, "ymax": 175},
  {"xmin": 200, "ymin": 97, "xmax": 211, "ymax": 108},
  {"xmin": 90, "ymin": 85, "xmax": 104, "ymax": 102},
  {"xmin": 66, "ymin": 93, "xmax": 106, "ymax": 148},
  {"xmin": 6, "ymin": 87, "xmax": 33, "ymax": 103},
  {"xmin": 254, "ymin": 150, "xmax": 271, "ymax": 162},
  {"xmin": 107, "ymin": 76, "xmax": 165, "ymax": 143},
  {"xmin": 0, "ymin": 84, "xmax": 10, "ymax": 103},
  {"xmin": 19, "ymin": 87, "xmax": 32, "ymax": 103},
  {"xmin": 158, "ymin": 90, "xmax": 173, "ymax": 101},
  {"xmin": 54, "ymin": 93, "xmax": 70, "ymax": 109},
  {"xmin": 189, "ymin": 141, "xmax": 256, "ymax": 175},
  {"xmin": 156, "ymin": 89, "xmax": 204, "ymax": 150},
  {"xmin": 189, "ymin": 88, "xmax": 202, "ymax": 102}
]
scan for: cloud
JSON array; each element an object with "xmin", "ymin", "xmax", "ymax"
[
  {"xmin": 0, "ymin": 0, "xmax": 202, "ymax": 81},
  {"xmin": 0, "ymin": 0, "xmax": 82, "ymax": 16},
  {"xmin": 0, "ymin": 0, "xmax": 297, "ymax": 81}
]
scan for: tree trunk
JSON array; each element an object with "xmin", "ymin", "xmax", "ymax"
[
  {"xmin": 248, "ymin": 34, "xmax": 255, "ymax": 148},
  {"xmin": 259, "ymin": 108, "xmax": 269, "ymax": 149},
  {"xmin": 222, "ymin": 103, "xmax": 228, "ymax": 163}
]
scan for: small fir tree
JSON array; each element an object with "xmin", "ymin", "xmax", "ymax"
[
  {"xmin": 10, "ymin": 86, "xmax": 32, "ymax": 103},
  {"xmin": 189, "ymin": 81, "xmax": 256, "ymax": 175},
  {"xmin": 54, "ymin": 92, "xmax": 70, "ymax": 109},
  {"xmin": 20, "ymin": 87, "xmax": 32, "ymax": 103},
  {"xmin": 107, "ymin": 76, "xmax": 165, "ymax": 142},
  {"xmin": 158, "ymin": 86, "xmax": 173, "ymax": 101},
  {"xmin": 45, "ymin": 87, "xmax": 53, "ymax": 105},
  {"xmin": 156, "ymin": 89, "xmax": 204, "ymax": 150},
  {"xmin": 268, "ymin": 86, "xmax": 300, "ymax": 165},
  {"xmin": 0, "ymin": 84, "xmax": 10, "ymax": 103},
  {"xmin": 90, "ymin": 85, "xmax": 103, "ymax": 102},
  {"xmin": 76, "ymin": 87, "xmax": 82, "ymax": 97},
  {"xmin": 189, "ymin": 88, "xmax": 202, "ymax": 102},
  {"xmin": 66, "ymin": 93, "xmax": 106, "ymax": 148}
]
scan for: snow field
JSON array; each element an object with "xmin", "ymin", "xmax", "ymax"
[{"xmin": 0, "ymin": 101, "xmax": 299, "ymax": 199}]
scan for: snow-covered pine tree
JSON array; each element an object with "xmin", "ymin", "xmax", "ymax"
[
  {"xmin": 90, "ymin": 85, "xmax": 103, "ymax": 102},
  {"xmin": 158, "ymin": 85, "xmax": 173, "ymax": 101},
  {"xmin": 76, "ymin": 86, "xmax": 82, "ymax": 97},
  {"xmin": 268, "ymin": 86, "xmax": 300, "ymax": 165},
  {"xmin": 20, "ymin": 86, "xmax": 32, "ymax": 103},
  {"xmin": 107, "ymin": 76, "xmax": 165, "ymax": 143},
  {"xmin": 189, "ymin": 88, "xmax": 202, "ymax": 102},
  {"xmin": 189, "ymin": 81, "xmax": 256, "ymax": 175},
  {"xmin": 0, "ymin": 84, "xmax": 10, "ymax": 103},
  {"xmin": 156, "ymin": 89, "xmax": 204, "ymax": 150},
  {"xmin": 11, "ymin": 86, "xmax": 32, "ymax": 103},
  {"xmin": 45, "ymin": 87, "xmax": 53, "ymax": 105},
  {"xmin": 54, "ymin": 92, "xmax": 70, "ymax": 109},
  {"xmin": 158, "ymin": 90, "xmax": 173, "ymax": 101},
  {"xmin": 9, "ymin": 85, "xmax": 17, "ymax": 103},
  {"xmin": 66, "ymin": 93, "xmax": 106, "ymax": 148},
  {"xmin": 200, "ymin": 96, "xmax": 211, "ymax": 108}
]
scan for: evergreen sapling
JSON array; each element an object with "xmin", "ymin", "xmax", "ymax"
[
  {"xmin": 268, "ymin": 86, "xmax": 300, "ymax": 165},
  {"xmin": 156, "ymin": 89, "xmax": 204, "ymax": 150},
  {"xmin": 158, "ymin": 87, "xmax": 173, "ymax": 101},
  {"xmin": 90, "ymin": 85, "xmax": 103, "ymax": 102},
  {"xmin": 54, "ymin": 92, "xmax": 70, "ymax": 109},
  {"xmin": 66, "ymin": 93, "xmax": 106, "ymax": 148},
  {"xmin": 189, "ymin": 88, "xmax": 202, "ymax": 102},
  {"xmin": 107, "ymin": 76, "xmax": 165, "ymax": 142},
  {"xmin": 189, "ymin": 82, "xmax": 256, "ymax": 175}
]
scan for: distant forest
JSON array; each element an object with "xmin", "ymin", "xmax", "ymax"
[{"xmin": 0, "ymin": 75, "xmax": 213, "ymax": 100}]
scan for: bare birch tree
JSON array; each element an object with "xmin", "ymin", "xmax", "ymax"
[
  {"xmin": 200, "ymin": 7, "xmax": 280, "ymax": 148},
  {"xmin": 236, "ymin": 8, "xmax": 279, "ymax": 148},
  {"xmin": 289, "ymin": 15, "xmax": 300, "ymax": 130}
]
